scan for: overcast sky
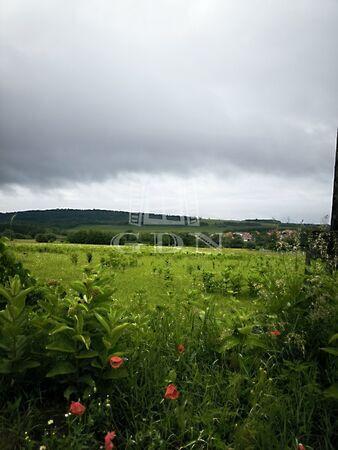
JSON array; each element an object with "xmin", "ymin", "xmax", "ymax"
[{"xmin": 0, "ymin": 0, "xmax": 337, "ymax": 222}]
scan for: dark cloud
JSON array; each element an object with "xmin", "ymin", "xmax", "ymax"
[{"xmin": 0, "ymin": 1, "xmax": 337, "ymax": 194}]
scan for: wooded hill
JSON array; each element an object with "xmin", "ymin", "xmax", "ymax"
[{"xmin": 0, "ymin": 208, "xmax": 318, "ymax": 237}]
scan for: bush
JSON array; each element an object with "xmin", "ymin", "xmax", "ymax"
[
  {"xmin": 70, "ymin": 253, "xmax": 79, "ymax": 265},
  {"xmin": 35, "ymin": 233, "xmax": 57, "ymax": 243},
  {"xmin": 0, "ymin": 237, "xmax": 32, "ymax": 287},
  {"xmin": 0, "ymin": 269, "xmax": 130, "ymax": 399}
]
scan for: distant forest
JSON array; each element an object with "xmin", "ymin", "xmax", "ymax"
[{"xmin": 0, "ymin": 209, "xmax": 314, "ymax": 233}]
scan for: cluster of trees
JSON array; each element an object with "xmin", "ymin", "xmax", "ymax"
[
  {"xmin": 66, "ymin": 229, "xmax": 289, "ymax": 249},
  {"xmin": 0, "ymin": 229, "xmax": 32, "ymax": 240},
  {"xmin": 35, "ymin": 233, "xmax": 57, "ymax": 243},
  {"xmin": 68, "ymin": 230, "xmax": 113, "ymax": 245},
  {"xmin": 0, "ymin": 225, "xmax": 59, "ymax": 242},
  {"xmin": 0, "ymin": 222, "xmax": 45, "ymax": 239}
]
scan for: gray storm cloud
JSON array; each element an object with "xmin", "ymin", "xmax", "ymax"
[{"xmin": 0, "ymin": 0, "xmax": 337, "ymax": 188}]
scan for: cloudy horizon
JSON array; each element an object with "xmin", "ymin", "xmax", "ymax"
[{"xmin": 0, "ymin": 0, "xmax": 337, "ymax": 223}]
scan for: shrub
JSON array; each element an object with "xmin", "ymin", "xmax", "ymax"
[
  {"xmin": 0, "ymin": 276, "xmax": 39, "ymax": 376},
  {"xmin": 70, "ymin": 253, "xmax": 79, "ymax": 265},
  {"xmin": 0, "ymin": 237, "xmax": 32, "ymax": 288},
  {"xmin": 35, "ymin": 233, "xmax": 57, "ymax": 243}
]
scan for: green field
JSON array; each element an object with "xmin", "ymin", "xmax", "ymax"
[
  {"xmin": 12, "ymin": 241, "xmax": 291, "ymax": 303},
  {"xmin": 0, "ymin": 239, "xmax": 337, "ymax": 449}
]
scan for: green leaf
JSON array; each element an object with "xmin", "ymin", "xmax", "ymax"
[
  {"xmin": 102, "ymin": 337, "xmax": 112, "ymax": 350},
  {"xmin": 323, "ymin": 383, "xmax": 338, "ymax": 400},
  {"xmin": 91, "ymin": 360, "xmax": 103, "ymax": 369},
  {"xmin": 165, "ymin": 369, "xmax": 177, "ymax": 383},
  {"xmin": 70, "ymin": 281, "xmax": 85, "ymax": 293},
  {"xmin": 46, "ymin": 362, "xmax": 76, "ymax": 377},
  {"xmin": 17, "ymin": 360, "xmax": 41, "ymax": 372},
  {"xmin": 51, "ymin": 325, "xmax": 73, "ymax": 335},
  {"xmin": 75, "ymin": 351, "xmax": 99, "ymax": 359},
  {"xmin": 329, "ymin": 333, "xmax": 338, "ymax": 344},
  {"xmin": 321, "ymin": 347, "xmax": 338, "ymax": 357},
  {"xmin": 75, "ymin": 314, "xmax": 84, "ymax": 334},
  {"xmin": 0, "ymin": 287, "xmax": 11, "ymax": 302},
  {"xmin": 12, "ymin": 287, "xmax": 33, "ymax": 312},
  {"xmin": 109, "ymin": 322, "xmax": 130, "ymax": 348},
  {"xmin": 77, "ymin": 303, "xmax": 89, "ymax": 313},
  {"xmin": 73, "ymin": 334, "xmax": 91, "ymax": 350},
  {"xmin": 0, "ymin": 310, "xmax": 11, "ymax": 323},
  {"xmin": 238, "ymin": 325, "xmax": 254, "ymax": 335},
  {"xmin": 217, "ymin": 336, "xmax": 241, "ymax": 352},
  {"xmin": 102, "ymin": 367, "xmax": 128, "ymax": 379},
  {"xmin": 46, "ymin": 340, "xmax": 76, "ymax": 353},
  {"xmin": 246, "ymin": 335, "xmax": 268, "ymax": 350},
  {"xmin": 11, "ymin": 275, "xmax": 21, "ymax": 295},
  {"xmin": 94, "ymin": 312, "xmax": 110, "ymax": 334},
  {"xmin": 13, "ymin": 298, "xmax": 30, "ymax": 319}
]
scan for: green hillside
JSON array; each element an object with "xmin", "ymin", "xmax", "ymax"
[{"xmin": 0, "ymin": 208, "xmax": 316, "ymax": 237}]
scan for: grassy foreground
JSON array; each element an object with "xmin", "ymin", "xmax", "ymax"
[{"xmin": 0, "ymin": 239, "xmax": 337, "ymax": 449}]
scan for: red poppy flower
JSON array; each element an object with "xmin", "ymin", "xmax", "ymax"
[
  {"xmin": 69, "ymin": 401, "xmax": 86, "ymax": 416},
  {"xmin": 164, "ymin": 383, "xmax": 180, "ymax": 400},
  {"xmin": 298, "ymin": 444, "xmax": 306, "ymax": 450},
  {"xmin": 270, "ymin": 330, "xmax": 281, "ymax": 336},
  {"xmin": 177, "ymin": 344, "xmax": 185, "ymax": 353},
  {"xmin": 104, "ymin": 431, "xmax": 116, "ymax": 450},
  {"xmin": 109, "ymin": 355, "xmax": 124, "ymax": 369}
]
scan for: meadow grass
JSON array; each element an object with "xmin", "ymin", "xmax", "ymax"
[
  {"xmin": 11, "ymin": 241, "xmax": 298, "ymax": 304},
  {"xmin": 0, "ymin": 240, "xmax": 336, "ymax": 449}
]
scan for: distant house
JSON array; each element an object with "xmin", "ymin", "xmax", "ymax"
[
  {"xmin": 233, "ymin": 232, "xmax": 253, "ymax": 242},
  {"xmin": 241, "ymin": 232, "xmax": 253, "ymax": 242}
]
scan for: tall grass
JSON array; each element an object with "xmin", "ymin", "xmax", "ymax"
[{"xmin": 0, "ymin": 240, "xmax": 337, "ymax": 449}]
